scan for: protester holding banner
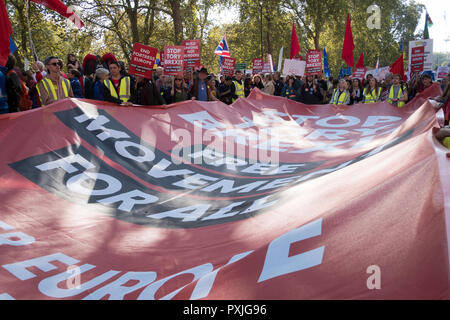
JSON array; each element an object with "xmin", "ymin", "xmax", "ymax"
[
  {"xmin": 133, "ymin": 76, "xmax": 165, "ymax": 106},
  {"xmin": 273, "ymin": 72, "xmax": 284, "ymax": 96},
  {"xmin": 416, "ymin": 74, "xmax": 433, "ymax": 95},
  {"xmin": 170, "ymin": 75, "xmax": 189, "ymax": 103},
  {"xmin": 218, "ymin": 76, "xmax": 234, "ymax": 105},
  {"xmin": 282, "ymin": 75, "xmax": 297, "ymax": 100},
  {"xmin": 189, "ymin": 67, "xmax": 217, "ymax": 101},
  {"xmin": 329, "ymin": 79, "xmax": 350, "ymax": 105},
  {"xmin": 387, "ymin": 74, "xmax": 408, "ymax": 107},
  {"xmin": 297, "ymin": 75, "xmax": 323, "ymax": 104},
  {"xmin": 251, "ymin": 74, "xmax": 264, "ymax": 90},
  {"xmin": 231, "ymin": 70, "xmax": 245, "ymax": 102},
  {"xmin": 92, "ymin": 68, "xmax": 109, "ymax": 101},
  {"xmin": 263, "ymin": 73, "xmax": 275, "ymax": 96},
  {"xmin": 0, "ymin": 64, "xmax": 8, "ymax": 114},
  {"xmin": 381, "ymin": 73, "xmax": 393, "ymax": 101},
  {"xmin": 36, "ymin": 56, "xmax": 74, "ymax": 106},
  {"xmin": 67, "ymin": 69, "xmax": 83, "ymax": 98},
  {"xmin": 362, "ymin": 77, "xmax": 382, "ymax": 104},
  {"xmin": 102, "ymin": 61, "xmax": 134, "ymax": 106},
  {"xmin": 350, "ymin": 78, "xmax": 363, "ymax": 104},
  {"xmin": 244, "ymin": 74, "xmax": 252, "ymax": 97}
]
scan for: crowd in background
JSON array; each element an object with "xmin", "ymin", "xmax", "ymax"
[{"xmin": 1, "ymin": 52, "xmax": 449, "ymax": 122}]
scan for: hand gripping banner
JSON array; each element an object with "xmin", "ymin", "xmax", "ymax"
[{"xmin": 0, "ymin": 84, "xmax": 449, "ymax": 300}]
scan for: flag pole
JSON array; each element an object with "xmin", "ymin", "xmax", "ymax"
[{"xmin": 25, "ymin": 0, "xmax": 38, "ymax": 62}]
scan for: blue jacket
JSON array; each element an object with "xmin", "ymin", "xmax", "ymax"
[
  {"xmin": 93, "ymin": 80, "xmax": 105, "ymax": 101},
  {"xmin": 0, "ymin": 66, "xmax": 8, "ymax": 114},
  {"xmin": 70, "ymin": 78, "xmax": 83, "ymax": 98}
]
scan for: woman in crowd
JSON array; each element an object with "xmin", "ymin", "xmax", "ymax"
[
  {"xmin": 92, "ymin": 68, "xmax": 110, "ymax": 101},
  {"xmin": 252, "ymin": 74, "xmax": 264, "ymax": 90},
  {"xmin": 171, "ymin": 75, "xmax": 189, "ymax": 103},
  {"xmin": 67, "ymin": 54, "xmax": 83, "ymax": 75},
  {"xmin": 263, "ymin": 73, "xmax": 275, "ymax": 95},
  {"xmin": 350, "ymin": 78, "xmax": 363, "ymax": 104},
  {"xmin": 133, "ymin": 76, "xmax": 165, "ymax": 106},
  {"xmin": 362, "ymin": 77, "xmax": 382, "ymax": 104},
  {"xmin": 282, "ymin": 75, "xmax": 297, "ymax": 101},
  {"xmin": 67, "ymin": 69, "xmax": 83, "ymax": 98}
]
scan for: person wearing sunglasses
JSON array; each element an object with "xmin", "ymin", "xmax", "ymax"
[
  {"xmin": 170, "ymin": 75, "xmax": 189, "ymax": 104},
  {"xmin": 36, "ymin": 56, "xmax": 74, "ymax": 106}
]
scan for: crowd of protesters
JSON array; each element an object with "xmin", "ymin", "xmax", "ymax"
[{"xmin": 1, "ymin": 52, "xmax": 449, "ymax": 128}]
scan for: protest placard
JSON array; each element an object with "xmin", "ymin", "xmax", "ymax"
[
  {"xmin": 282, "ymin": 59, "xmax": 306, "ymax": 77},
  {"xmin": 305, "ymin": 49, "xmax": 322, "ymax": 75},
  {"xmin": 128, "ymin": 43, "xmax": 158, "ymax": 78},
  {"xmin": 222, "ymin": 57, "xmax": 236, "ymax": 76},
  {"xmin": 182, "ymin": 39, "xmax": 201, "ymax": 69},
  {"xmin": 164, "ymin": 46, "xmax": 185, "ymax": 76}
]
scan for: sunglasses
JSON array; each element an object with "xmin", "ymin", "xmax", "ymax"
[
  {"xmin": 48, "ymin": 62, "xmax": 62, "ymax": 67},
  {"xmin": 175, "ymin": 78, "xmax": 183, "ymax": 81}
]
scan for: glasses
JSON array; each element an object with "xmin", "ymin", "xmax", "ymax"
[
  {"xmin": 48, "ymin": 62, "xmax": 60, "ymax": 67},
  {"xmin": 175, "ymin": 78, "xmax": 183, "ymax": 81}
]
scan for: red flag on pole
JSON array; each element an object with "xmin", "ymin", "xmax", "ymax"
[
  {"xmin": 0, "ymin": 0, "xmax": 12, "ymax": 66},
  {"xmin": 355, "ymin": 52, "xmax": 364, "ymax": 68},
  {"xmin": 290, "ymin": 22, "xmax": 301, "ymax": 59},
  {"xmin": 390, "ymin": 53, "xmax": 406, "ymax": 82},
  {"xmin": 341, "ymin": 13, "xmax": 354, "ymax": 67},
  {"xmin": 30, "ymin": 0, "xmax": 84, "ymax": 29}
]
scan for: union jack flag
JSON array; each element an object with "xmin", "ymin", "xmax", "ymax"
[{"xmin": 215, "ymin": 35, "xmax": 230, "ymax": 57}]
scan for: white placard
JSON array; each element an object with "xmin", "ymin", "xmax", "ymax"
[
  {"xmin": 282, "ymin": 59, "xmax": 306, "ymax": 77},
  {"xmin": 408, "ymin": 39, "xmax": 433, "ymax": 73}
]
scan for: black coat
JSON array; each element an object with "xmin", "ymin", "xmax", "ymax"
[{"xmin": 297, "ymin": 82, "xmax": 323, "ymax": 104}]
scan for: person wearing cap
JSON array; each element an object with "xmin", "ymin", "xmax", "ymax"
[
  {"xmin": 189, "ymin": 67, "xmax": 217, "ymax": 101},
  {"xmin": 36, "ymin": 56, "xmax": 74, "ymax": 106}
]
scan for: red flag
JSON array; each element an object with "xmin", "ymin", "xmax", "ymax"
[
  {"xmin": 341, "ymin": 13, "xmax": 354, "ymax": 67},
  {"xmin": 30, "ymin": 0, "xmax": 84, "ymax": 29},
  {"xmin": 355, "ymin": 52, "xmax": 364, "ymax": 68},
  {"xmin": 0, "ymin": 0, "xmax": 12, "ymax": 66},
  {"xmin": 390, "ymin": 53, "xmax": 406, "ymax": 81},
  {"xmin": 290, "ymin": 22, "xmax": 301, "ymax": 59}
]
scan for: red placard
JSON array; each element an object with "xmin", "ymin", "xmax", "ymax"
[
  {"xmin": 305, "ymin": 49, "xmax": 322, "ymax": 76},
  {"xmin": 182, "ymin": 39, "xmax": 201, "ymax": 70},
  {"xmin": 352, "ymin": 67, "xmax": 367, "ymax": 81},
  {"xmin": 163, "ymin": 46, "xmax": 185, "ymax": 76},
  {"xmin": 128, "ymin": 43, "xmax": 158, "ymax": 78},
  {"xmin": 252, "ymin": 58, "xmax": 263, "ymax": 75},
  {"xmin": 410, "ymin": 46, "xmax": 425, "ymax": 73},
  {"xmin": 222, "ymin": 57, "xmax": 236, "ymax": 76}
]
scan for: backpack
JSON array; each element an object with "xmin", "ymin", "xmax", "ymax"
[{"xmin": 8, "ymin": 70, "xmax": 32, "ymax": 111}]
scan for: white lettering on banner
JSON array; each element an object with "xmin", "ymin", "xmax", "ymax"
[
  {"xmin": 362, "ymin": 116, "xmax": 402, "ymax": 127},
  {"xmin": 0, "ymin": 220, "xmax": 35, "ymax": 247},
  {"xmin": 75, "ymin": 114, "xmax": 130, "ymax": 141},
  {"xmin": 178, "ymin": 111, "xmax": 227, "ymax": 130},
  {"xmin": 1, "ymin": 216, "xmax": 326, "ymax": 299},
  {"xmin": 201, "ymin": 201, "xmax": 246, "ymax": 221},
  {"xmin": 83, "ymin": 271, "xmax": 157, "ymax": 300},
  {"xmin": 2, "ymin": 253, "xmax": 79, "ymax": 281},
  {"xmin": 307, "ymin": 129, "xmax": 350, "ymax": 140},
  {"xmin": 36, "ymin": 154, "xmax": 95, "ymax": 174},
  {"xmin": 97, "ymin": 190, "xmax": 159, "ymax": 212},
  {"xmin": 66, "ymin": 172, "xmax": 122, "ymax": 196},
  {"xmin": 0, "ymin": 232, "xmax": 35, "ymax": 247},
  {"xmin": 0, "ymin": 220, "xmax": 15, "ymax": 231},
  {"xmin": 200, "ymin": 179, "xmax": 268, "ymax": 194},
  {"xmin": 258, "ymin": 218, "xmax": 324, "ymax": 282},
  {"xmin": 115, "ymin": 140, "xmax": 156, "ymax": 163},
  {"xmin": 148, "ymin": 196, "xmax": 277, "ymax": 222},
  {"xmin": 38, "ymin": 264, "xmax": 120, "ymax": 298},
  {"xmin": 172, "ymin": 174, "xmax": 219, "ymax": 189},
  {"xmin": 0, "ymin": 293, "xmax": 15, "ymax": 300},
  {"xmin": 316, "ymin": 116, "xmax": 361, "ymax": 128}
]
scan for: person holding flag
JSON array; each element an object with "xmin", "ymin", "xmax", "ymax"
[{"xmin": 215, "ymin": 35, "xmax": 230, "ymax": 72}]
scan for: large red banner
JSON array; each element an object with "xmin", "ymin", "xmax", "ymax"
[{"xmin": 0, "ymin": 84, "xmax": 448, "ymax": 300}]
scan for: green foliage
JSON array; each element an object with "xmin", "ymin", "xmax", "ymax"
[{"xmin": 5, "ymin": 0, "xmax": 427, "ymax": 76}]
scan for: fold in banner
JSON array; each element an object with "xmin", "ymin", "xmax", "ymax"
[{"xmin": 0, "ymin": 84, "xmax": 447, "ymax": 300}]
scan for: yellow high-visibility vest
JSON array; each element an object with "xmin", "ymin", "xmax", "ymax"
[
  {"xmin": 232, "ymin": 80, "xmax": 245, "ymax": 102},
  {"xmin": 104, "ymin": 77, "xmax": 131, "ymax": 102},
  {"xmin": 36, "ymin": 77, "xmax": 70, "ymax": 105},
  {"xmin": 387, "ymin": 85, "xmax": 406, "ymax": 108},
  {"xmin": 362, "ymin": 87, "xmax": 382, "ymax": 104},
  {"xmin": 330, "ymin": 89, "xmax": 349, "ymax": 105}
]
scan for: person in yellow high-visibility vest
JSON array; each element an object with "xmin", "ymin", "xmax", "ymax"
[
  {"xmin": 103, "ymin": 61, "xmax": 134, "ymax": 106},
  {"xmin": 435, "ymin": 127, "xmax": 450, "ymax": 149},
  {"xmin": 329, "ymin": 79, "xmax": 350, "ymax": 105},
  {"xmin": 36, "ymin": 56, "xmax": 74, "ymax": 106},
  {"xmin": 362, "ymin": 77, "xmax": 382, "ymax": 104},
  {"xmin": 231, "ymin": 70, "xmax": 245, "ymax": 102},
  {"xmin": 387, "ymin": 74, "xmax": 408, "ymax": 108}
]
